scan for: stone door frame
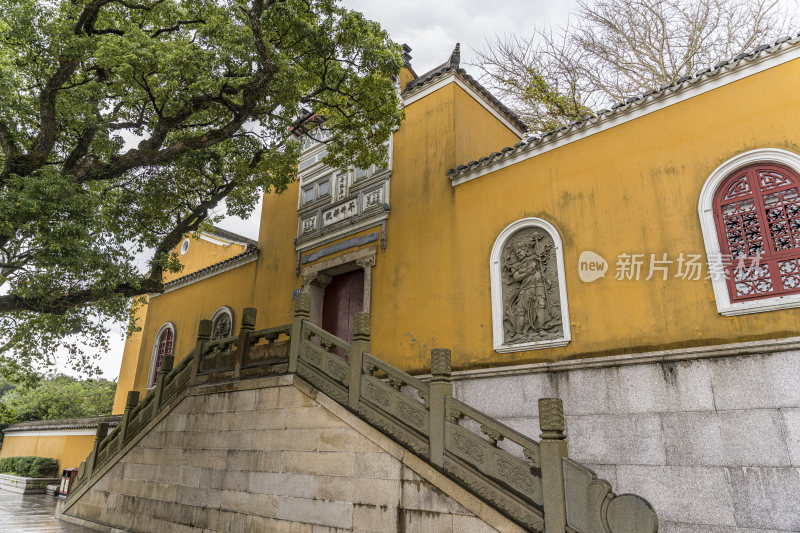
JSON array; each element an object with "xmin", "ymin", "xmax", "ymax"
[{"xmin": 301, "ymin": 245, "xmax": 376, "ymax": 327}]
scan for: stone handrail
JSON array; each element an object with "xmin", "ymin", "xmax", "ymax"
[
  {"xmin": 160, "ymin": 351, "xmax": 193, "ymax": 406},
  {"xmin": 250, "ymin": 324, "xmax": 292, "ymax": 341},
  {"xmin": 93, "ymin": 423, "xmax": 120, "ymax": 470},
  {"xmin": 67, "ymin": 293, "xmax": 658, "ymax": 532},
  {"xmin": 358, "ymin": 351, "xmax": 431, "ymax": 455},
  {"xmin": 197, "ymin": 334, "xmax": 238, "ymax": 375},
  {"xmin": 301, "ymin": 320, "xmax": 351, "ymax": 353},
  {"xmin": 67, "ymin": 309, "xmax": 295, "ymax": 500},
  {"xmin": 445, "ymin": 396, "xmax": 543, "ymax": 505},
  {"xmin": 362, "ymin": 352, "xmax": 430, "ymax": 407},
  {"xmin": 243, "ymin": 323, "xmax": 292, "ymax": 373}
]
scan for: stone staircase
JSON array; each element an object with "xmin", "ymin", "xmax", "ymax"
[{"xmin": 59, "ymin": 293, "xmax": 658, "ymax": 532}]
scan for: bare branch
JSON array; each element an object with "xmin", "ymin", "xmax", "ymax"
[{"xmin": 474, "ymin": 0, "xmax": 797, "ymax": 131}]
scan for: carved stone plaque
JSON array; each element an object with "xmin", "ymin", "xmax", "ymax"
[
  {"xmin": 211, "ymin": 312, "xmax": 232, "ymax": 340},
  {"xmin": 500, "ymin": 228, "xmax": 563, "ymax": 345}
]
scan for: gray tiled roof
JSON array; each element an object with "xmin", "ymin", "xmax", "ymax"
[
  {"xmin": 164, "ymin": 247, "xmax": 259, "ymax": 290},
  {"xmin": 4, "ymin": 415, "xmax": 122, "ymax": 433},
  {"xmin": 402, "ymin": 44, "xmax": 528, "ymax": 134},
  {"xmin": 208, "ymin": 226, "xmax": 258, "ymax": 248},
  {"xmin": 446, "ymin": 34, "xmax": 800, "ymax": 180}
]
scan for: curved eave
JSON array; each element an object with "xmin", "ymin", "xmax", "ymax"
[
  {"xmin": 3, "ymin": 415, "xmax": 122, "ymax": 434},
  {"xmin": 152, "ymin": 248, "xmax": 260, "ymax": 297},
  {"xmin": 402, "ymin": 67, "xmax": 528, "ymax": 136},
  {"xmin": 448, "ymin": 34, "xmax": 800, "ymax": 186}
]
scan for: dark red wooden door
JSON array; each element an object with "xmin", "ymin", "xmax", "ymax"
[{"xmin": 322, "ymin": 269, "xmax": 364, "ymax": 342}]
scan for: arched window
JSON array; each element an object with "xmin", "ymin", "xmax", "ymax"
[
  {"xmin": 490, "ymin": 218, "xmax": 571, "ymax": 353},
  {"xmin": 210, "ymin": 306, "xmax": 234, "ymax": 340},
  {"xmin": 714, "ymin": 163, "xmax": 800, "ymax": 299},
  {"xmin": 700, "ymin": 149, "xmax": 800, "ymax": 315},
  {"xmin": 148, "ymin": 323, "xmax": 175, "ymax": 388}
]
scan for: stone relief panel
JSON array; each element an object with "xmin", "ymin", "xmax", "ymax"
[
  {"xmin": 500, "ymin": 229, "xmax": 563, "ymax": 344},
  {"xmin": 491, "ymin": 218, "xmax": 571, "ymax": 353},
  {"xmin": 210, "ymin": 307, "xmax": 234, "ymax": 341},
  {"xmin": 211, "ymin": 313, "xmax": 232, "ymax": 340}
]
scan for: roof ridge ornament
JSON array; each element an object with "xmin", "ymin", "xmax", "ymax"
[
  {"xmin": 449, "ymin": 43, "xmax": 460, "ymax": 68},
  {"xmin": 401, "ymin": 43, "xmax": 413, "ymax": 67}
]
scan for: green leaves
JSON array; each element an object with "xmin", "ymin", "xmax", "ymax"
[
  {"xmin": 0, "ymin": 456, "xmax": 60, "ymax": 477},
  {"xmin": 0, "ymin": 375, "xmax": 116, "ymax": 426},
  {"xmin": 519, "ymin": 69, "xmax": 592, "ymax": 132},
  {"xmin": 0, "ymin": 0, "xmax": 403, "ymax": 377}
]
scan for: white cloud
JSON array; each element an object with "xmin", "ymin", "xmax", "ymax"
[{"xmin": 342, "ymin": 0, "xmax": 576, "ymax": 75}]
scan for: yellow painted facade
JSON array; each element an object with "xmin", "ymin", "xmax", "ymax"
[
  {"xmin": 0, "ymin": 434, "xmax": 96, "ymax": 470},
  {"xmin": 162, "ymin": 233, "xmax": 250, "ymax": 284},
  {"xmin": 112, "ymin": 231, "xmax": 253, "ymax": 413},
  {"xmin": 388, "ymin": 55, "xmax": 800, "ymax": 372},
  {"xmin": 112, "ymin": 298, "xmax": 149, "ymax": 414},
  {"xmin": 113, "ymin": 48, "xmax": 800, "ymax": 391}
]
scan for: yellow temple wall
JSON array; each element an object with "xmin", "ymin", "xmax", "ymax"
[
  {"xmin": 124, "ymin": 260, "xmax": 258, "ymax": 398},
  {"xmin": 112, "ymin": 298, "xmax": 150, "ymax": 414},
  {"xmin": 252, "ymin": 182, "xmax": 307, "ymax": 330},
  {"xmin": 162, "ymin": 235, "xmax": 249, "ymax": 283},
  {"xmin": 368, "ymin": 57, "xmax": 800, "ymax": 372},
  {"xmin": 113, "ymin": 55, "xmax": 800, "ymax": 382},
  {"xmin": 0, "ymin": 434, "xmax": 96, "ymax": 470},
  {"xmin": 111, "ymin": 233, "xmax": 254, "ymax": 411}
]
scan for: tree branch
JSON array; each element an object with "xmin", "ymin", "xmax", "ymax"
[
  {"xmin": 1, "ymin": 58, "xmax": 79, "ymax": 180},
  {"xmin": 63, "ymin": 127, "xmax": 98, "ymax": 174},
  {"xmin": 0, "ymin": 280, "xmax": 162, "ymax": 315},
  {"xmin": 152, "ymin": 19, "xmax": 206, "ymax": 38}
]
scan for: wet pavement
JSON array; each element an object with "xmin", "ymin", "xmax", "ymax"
[{"xmin": 0, "ymin": 492, "xmax": 95, "ymax": 532}]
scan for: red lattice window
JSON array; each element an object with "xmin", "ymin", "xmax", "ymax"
[
  {"xmin": 714, "ymin": 163, "xmax": 800, "ymax": 302},
  {"xmin": 150, "ymin": 327, "xmax": 174, "ymax": 387}
]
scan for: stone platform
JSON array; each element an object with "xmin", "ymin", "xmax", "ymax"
[{"xmin": 59, "ymin": 375, "xmax": 520, "ymax": 532}]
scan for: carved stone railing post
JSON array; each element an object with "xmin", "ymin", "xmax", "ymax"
[
  {"xmin": 349, "ymin": 312, "xmax": 370, "ymax": 410},
  {"xmin": 539, "ymin": 398, "xmax": 567, "ymax": 533},
  {"xmin": 429, "ymin": 348, "xmax": 452, "ymax": 469},
  {"xmin": 190, "ymin": 319, "xmax": 212, "ymax": 382},
  {"xmin": 234, "ymin": 307, "xmax": 257, "ymax": 379},
  {"xmin": 289, "ymin": 292, "xmax": 310, "ymax": 374},
  {"xmin": 86, "ymin": 422, "xmax": 108, "ymax": 479},
  {"xmin": 153, "ymin": 355, "xmax": 174, "ymax": 409},
  {"xmin": 119, "ymin": 390, "xmax": 140, "ymax": 447}
]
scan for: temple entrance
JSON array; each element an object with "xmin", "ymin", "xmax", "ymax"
[{"xmin": 321, "ymin": 269, "xmax": 364, "ymax": 343}]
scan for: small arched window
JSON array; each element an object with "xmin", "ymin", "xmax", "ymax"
[
  {"xmin": 148, "ymin": 323, "xmax": 175, "ymax": 388},
  {"xmin": 699, "ymin": 149, "xmax": 800, "ymax": 315},
  {"xmin": 210, "ymin": 306, "xmax": 234, "ymax": 340},
  {"xmin": 713, "ymin": 163, "xmax": 800, "ymax": 301}
]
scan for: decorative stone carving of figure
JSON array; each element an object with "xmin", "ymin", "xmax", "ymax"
[
  {"xmin": 501, "ymin": 231, "xmax": 563, "ymax": 344},
  {"xmin": 211, "ymin": 312, "xmax": 232, "ymax": 340}
]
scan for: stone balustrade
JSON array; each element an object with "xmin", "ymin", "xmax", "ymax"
[{"xmin": 67, "ymin": 293, "xmax": 659, "ymax": 532}]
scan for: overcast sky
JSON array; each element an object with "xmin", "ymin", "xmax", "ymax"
[{"xmin": 89, "ymin": 1, "xmax": 572, "ymax": 379}]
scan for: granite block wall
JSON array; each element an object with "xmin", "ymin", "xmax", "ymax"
[
  {"xmin": 62, "ymin": 377, "xmax": 522, "ymax": 533},
  {"xmin": 454, "ymin": 349, "xmax": 800, "ymax": 532}
]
